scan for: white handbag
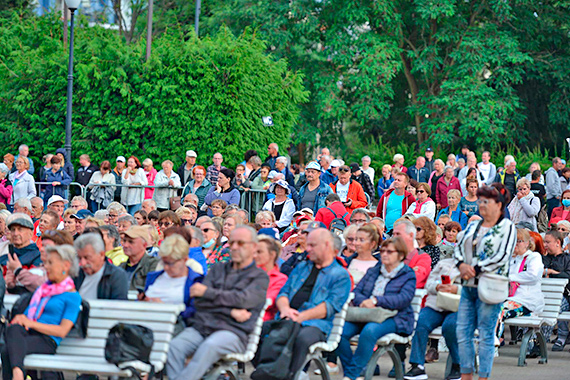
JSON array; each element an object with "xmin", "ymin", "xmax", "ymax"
[
  {"xmin": 436, "ymin": 291, "xmax": 461, "ymax": 312},
  {"xmin": 477, "ymin": 273, "xmax": 509, "ymax": 304}
]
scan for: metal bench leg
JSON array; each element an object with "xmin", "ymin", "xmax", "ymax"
[
  {"xmin": 536, "ymin": 329, "xmax": 548, "ymax": 365},
  {"xmin": 517, "ymin": 328, "xmax": 534, "ymax": 367},
  {"xmin": 387, "ymin": 345, "xmax": 404, "ymax": 380},
  {"xmin": 294, "ymin": 354, "xmax": 331, "ymax": 380},
  {"xmin": 364, "ymin": 345, "xmax": 389, "ymax": 380}
]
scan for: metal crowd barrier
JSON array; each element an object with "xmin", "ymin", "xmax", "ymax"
[
  {"xmin": 239, "ymin": 189, "xmax": 267, "ymax": 222},
  {"xmin": 36, "ymin": 181, "xmax": 87, "ymax": 201}
]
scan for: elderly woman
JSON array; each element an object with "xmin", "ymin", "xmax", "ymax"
[
  {"xmin": 262, "ymin": 179, "xmax": 296, "ymax": 233},
  {"xmin": 1, "ymin": 244, "xmax": 81, "ymax": 380},
  {"xmin": 436, "ymin": 189, "xmax": 468, "ymax": 230},
  {"xmin": 0, "ymin": 210, "xmax": 10, "ymax": 242},
  {"xmin": 0, "ymin": 164, "xmax": 13, "ymax": 206},
  {"xmin": 121, "ymin": 156, "xmax": 148, "ymax": 215},
  {"xmin": 88, "ymin": 160, "xmax": 116, "ymax": 211},
  {"xmin": 204, "ymin": 169, "xmax": 240, "ymax": 216},
  {"xmin": 403, "ymin": 257, "xmax": 462, "ymax": 380},
  {"xmin": 200, "ymin": 219, "xmax": 228, "ymax": 268},
  {"xmin": 142, "ymin": 158, "xmax": 158, "ymax": 200},
  {"xmin": 153, "ymin": 160, "xmax": 182, "ymax": 211},
  {"xmin": 455, "ymin": 183, "xmax": 516, "ymax": 380},
  {"xmin": 255, "ymin": 210, "xmax": 275, "ymax": 229},
  {"xmin": 254, "ymin": 236, "xmax": 288, "ymax": 321},
  {"xmin": 182, "ymin": 166, "xmax": 211, "ymax": 209},
  {"xmin": 414, "ymin": 216, "xmax": 441, "ymax": 268},
  {"xmin": 9, "ymin": 157, "xmax": 36, "ymax": 208},
  {"xmin": 549, "ymin": 189, "xmax": 570, "ymax": 226},
  {"xmin": 508, "ymin": 178, "xmax": 540, "ymax": 231},
  {"xmin": 338, "ymin": 237, "xmax": 416, "ymax": 380},
  {"xmin": 142, "ymin": 234, "xmax": 204, "ymax": 323},
  {"xmin": 174, "ymin": 206, "xmax": 194, "ymax": 226},
  {"xmin": 496, "ymin": 228, "xmax": 544, "ymax": 342},
  {"xmin": 392, "ymin": 153, "xmax": 408, "ymax": 174},
  {"xmin": 222, "ymin": 215, "xmax": 242, "ymax": 241},
  {"xmin": 405, "ymin": 182, "xmax": 436, "ymax": 220}
]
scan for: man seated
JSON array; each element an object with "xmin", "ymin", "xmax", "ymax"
[
  {"xmin": 0, "ymin": 213, "xmax": 41, "ymax": 270},
  {"xmin": 119, "ymin": 226, "xmax": 159, "ymax": 290},
  {"xmin": 74, "ymin": 233, "xmax": 128, "ymax": 300},
  {"xmin": 267, "ymin": 228, "xmax": 351, "ymax": 379},
  {"xmin": 314, "ymin": 193, "xmax": 350, "ymax": 229},
  {"xmin": 166, "ymin": 226, "xmax": 269, "ymax": 380}
]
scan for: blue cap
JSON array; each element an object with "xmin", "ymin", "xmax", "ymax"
[
  {"xmin": 258, "ymin": 228, "xmax": 280, "ymax": 240},
  {"xmin": 71, "ymin": 209, "xmax": 94, "ymax": 220}
]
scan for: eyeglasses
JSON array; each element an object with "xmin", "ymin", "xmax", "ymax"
[
  {"xmin": 108, "ymin": 214, "xmax": 118, "ymax": 219},
  {"xmin": 380, "ymin": 249, "xmax": 398, "ymax": 255},
  {"xmin": 346, "ymin": 237, "xmax": 356, "ymax": 242},
  {"xmin": 416, "ymin": 227, "xmax": 422, "ymax": 232},
  {"xmin": 201, "ymin": 228, "xmax": 212, "ymax": 233},
  {"xmin": 351, "ymin": 219, "xmax": 367, "ymax": 224},
  {"xmin": 158, "ymin": 221, "xmax": 173, "ymax": 228},
  {"xmin": 417, "ymin": 190, "xmax": 425, "ymax": 194},
  {"xmin": 476, "ymin": 199, "xmax": 490, "ymax": 205},
  {"xmin": 181, "ymin": 219, "xmax": 192, "ymax": 225},
  {"xmin": 228, "ymin": 240, "xmax": 253, "ymax": 247}
]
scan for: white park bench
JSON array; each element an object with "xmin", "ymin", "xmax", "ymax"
[{"xmin": 3, "ymin": 294, "xmax": 184, "ymax": 379}]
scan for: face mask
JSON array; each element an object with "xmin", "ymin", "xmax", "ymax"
[
  {"xmin": 203, "ymin": 239, "xmax": 215, "ymax": 249},
  {"xmin": 563, "ymin": 200, "xmax": 570, "ymax": 208}
]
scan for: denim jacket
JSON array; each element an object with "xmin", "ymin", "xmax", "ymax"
[
  {"xmin": 297, "ymin": 180, "xmax": 333, "ymax": 215},
  {"xmin": 276, "ymin": 259, "xmax": 351, "ymax": 336}
]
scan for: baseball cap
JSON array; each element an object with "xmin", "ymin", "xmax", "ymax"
[
  {"xmin": 258, "ymin": 228, "xmax": 280, "ymax": 240},
  {"xmin": 293, "ymin": 214, "xmax": 312, "ymax": 225},
  {"xmin": 186, "ymin": 150, "xmax": 197, "ymax": 158},
  {"xmin": 426, "ymin": 147, "xmax": 434, "ymax": 152},
  {"xmin": 70, "ymin": 209, "xmax": 94, "ymax": 220},
  {"xmin": 330, "ymin": 159, "xmax": 341, "ymax": 168},
  {"xmin": 268, "ymin": 170, "xmax": 278, "ymax": 179},
  {"xmin": 47, "ymin": 195, "xmax": 69, "ymax": 207},
  {"xmin": 303, "ymin": 221, "xmax": 327, "ymax": 233},
  {"xmin": 349, "ymin": 163, "xmax": 360, "ymax": 173},
  {"xmin": 305, "ymin": 161, "xmax": 321, "ymax": 171},
  {"xmin": 116, "ymin": 156, "xmax": 126, "ymax": 163},
  {"xmin": 7, "ymin": 213, "xmax": 34, "ymax": 230},
  {"xmin": 121, "ymin": 226, "xmax": 150, "ymax": 244}
]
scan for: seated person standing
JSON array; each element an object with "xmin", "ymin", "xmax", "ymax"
[
  {"xmin": 119, "ymin": 226, "xmax": 159, "ymax": 291},
  {"xmin": 166, "ymin": 226, "xmax": 268, "ymax": 380},
  {"xmin": 270, "ymin": 228, "xmax": 351, "ymax": 378},
  {"xmin": 74, "ymin": 233, "xmax": 129, "ymax": 300}
]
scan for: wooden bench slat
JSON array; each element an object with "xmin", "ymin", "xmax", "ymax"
[
  {"xmin": 88, "ymin": 319, "xmax": 176, "ymax": 333},
  {"xmin": 59, "ymin": 338, "xmax": 170, "ymax": 354}
]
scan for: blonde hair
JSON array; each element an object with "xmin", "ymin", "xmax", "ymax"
[
  {"xmin": 382, "ymin": 164, "xmax": 392, "ymax": 171},
  {"xmin": 447, "ymin": 189, "xmax": 461, "ymax": 199},
  {"xmin": 84, "ymin": 217, "xmax": 104, "ymax": 226},
  {"xmin": 159, "ymin": 234, "xmax": 189, "ymax": 261},
  {"xmin": 175, "ymin": 206, "xmax": 193, "ymax": 218},
  {"xmin": 64, "ymin": 208, "xmax": 77, "ymax": 217},
  {"xmin": 145, "ymin": 225, "xmax": 159, "ymax": 247},
  {"xmin": 255, "ymin": 210, "xmax": 275, "ymax": 224}
]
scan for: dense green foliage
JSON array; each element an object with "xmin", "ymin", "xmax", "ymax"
[{"xmin": 0, "ymin": 14, "xmax": 307, "ymax": 168}]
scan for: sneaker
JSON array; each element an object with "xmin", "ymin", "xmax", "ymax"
[
  {"xmin": 425, "ymin": 347, "xmax": 439, "ymax": 363},
  {"xmin": 444, "ymin": 364, "xmax": 461, "ymax": 380},
  {"xmin": 388, "ymin": 363, "xmax": 406, "ymax": 378},
  {"xmin": 403, "ymin": 364, "xmax": 428, "ymax": 380},
  {"xmin": 552, "ymin": 339, "xmax": 565, "ymax": 352}
]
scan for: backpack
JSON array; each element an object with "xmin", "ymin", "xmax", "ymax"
[
  {"xmin": 105, "ymin": 323, "xmax": 154, "ymax": 379},
  {"xmin": 327, "ymin": 207, "xmax": 349, "ymax": 233},
  {"xmin": 533, "ymin": 199, "xmax": 548, "ymax": 233},
  {"xmin": 251, "ymin": 319, "xmax": 301, "ymax": 380}
]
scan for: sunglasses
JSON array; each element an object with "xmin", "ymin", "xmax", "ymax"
[
  {"xmin": 339, "ymin": 168, "xmax": 350, "ymax": 173},
  {"xmin": 181, "ymin": 219, "xmax": 192, "ymax": 225},
  {"xmin": 201, "ymin": 228, "xmax": 212, "ymax": 233},
  {"xmin": 158, "ymin": 221, "xmax": 173, "ymax": 228},
  {"xmin": 417, "ymin": 190, "xmax": 426, "ymax": 194},
  {"xmin": 416, "ymin": 227, "xmax": 422, "ymax": 232}
]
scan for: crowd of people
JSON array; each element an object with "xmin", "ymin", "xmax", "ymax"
[{"xmin": 0, "ymin": 142, "xmax": 569, "ymax": 380}]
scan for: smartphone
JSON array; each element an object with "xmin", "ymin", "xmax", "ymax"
[
  {"xmin": 136, "ymin": 287, "xmax": 146, "ymax": 298},
  {"xmin": 441, "ymin": 275, "xmax": 451, "ymax": 285}
]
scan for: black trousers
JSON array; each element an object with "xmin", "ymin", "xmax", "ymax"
[
  {"xmin": 290, "ymin": 326, "xmax": 326, "ymax": 374},
  {"xmin": 1, "ymin": 325, "xmax": 59, "ymax": 380}
]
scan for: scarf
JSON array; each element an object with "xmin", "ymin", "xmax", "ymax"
[
  {"xmin": 507, "ymin": 193, "xmax": 534, "ymax": 224},
  {"xmin": 414, "ymin": 199, "xmax": 430, "ymax": 213},
  {"xmin": 13, "ymin": 169, "xmax": 27, "ymax": 186},
  {"xmin": 26, "ymin": 276, "xmax": 75, "ymax": 321},
  {"xmin": 372, "ymin": 262, "xmax": 404, "ymax": 297}
]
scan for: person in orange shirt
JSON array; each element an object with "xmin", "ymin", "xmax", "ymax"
[{"xmin": 329, "ymin": 165, "xmax": 367, "ymax": 214}]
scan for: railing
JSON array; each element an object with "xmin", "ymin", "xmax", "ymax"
[{"xmin": 36, "ymin": 181, "xmax": 87, "ymax": 200}]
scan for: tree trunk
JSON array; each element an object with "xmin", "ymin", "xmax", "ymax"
[
  {"xmin": 298, "ymin": 142, "xmax": 306, "ymax": 166},
  {"xmin": 399, "ymin": 51, "xmax": 424, "ymax": 145}
]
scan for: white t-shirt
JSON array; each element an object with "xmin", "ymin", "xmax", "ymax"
[
  {"xmin": 348, "ymin": 258, "xmax": 378, "ymax": 285},
  {"xmin": 478, "ymin": 162, "xmax": 491, "ymax": 182},
  {"xmin": 363, "ymin": 167, "xmax": 375, "ymax": 184},
  {"xmin": 79, "ymin": 265, "xmax": 105, "ymax": 300},
  {"xmin": 145, "ymin": 272, "xmax": 186, "ymax": 304},
  {"xmin": 336, "ymin": 181, "xmax": 350, "ymax": 202}
]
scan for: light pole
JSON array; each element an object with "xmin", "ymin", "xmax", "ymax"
[{"xmin": 64, "ymin": 0, "xmax": 81, "ymax": 162}]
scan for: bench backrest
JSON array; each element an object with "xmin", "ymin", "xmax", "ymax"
[
  {"xmin": 3, "ymin": 294, "xmax": 183, "ymax": 368},
  {"xmin": 327, "ymin": 292, "xmax": 355, "ymax": 349},
  {"xmin": 539, "ymin": 278, "xmax": 568, "ymax": 320},
  {"xmin": 238, "ymin": 298, "xmax": 272, "ymax": 362},
  {"xmin": 412, "ymin": 289, "xmax": 427, "ymax": 328}
]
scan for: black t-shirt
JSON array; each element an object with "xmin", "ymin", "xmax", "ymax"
[
  {"xmin": 290, "ymin": 265, "xmax": 320, "ymax": 310},
  {"xmin": 503, "ymin": 173, "xmax": 517, "ymax": 199},
  {"xmin": 531, "ymin": 183, "xmax": 547, "ymax": 208},
  {"xmin": 273, "ymin": 201, "xmax": 285, "ymax": 221}
]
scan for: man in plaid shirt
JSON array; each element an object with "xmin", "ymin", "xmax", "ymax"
[{"xmin": 206, "ymin": 152, "xmax": 226, "ymax": 187}]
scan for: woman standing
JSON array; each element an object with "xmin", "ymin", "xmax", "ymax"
[
  {"xmin": 1, "ymin": 244, "xmax": 81, "ymax": 380},
  {"xmin": 436, "ymin": 166, "xmax": 461, "ymax": 210},
  {"xmin": 262, "ymin": 180, "xmax": 296, "ymax": 233},
  {"xmin": 3, "ymin": 154, "xmax": 14, "ymax": 173},
  {"xmin": 9, "ymin": 157, "xmax": 36, "ymax": 209},
  {"xmin": 88, "ymin": 161, "xmax": 116, "ymax": 211},
  {"xmin": 454, "ymin": 183, "xmax": 516, "ymax": 380},
  {"xmin": 377, "ymin": 164, "xmax": 395, "ymax": 199},
  {"xmin": 460, "ymin": 177, "xmax": 479, "ymax": 219},
  {"xmin": 121, "ymin": 156, "xmax": 148, "ymax": 215},
  {"xmin": 508, "ymin": 178, "xmax": 540, "ymax": 231},
  {"xmin": 393, "ymin": 154, "xmax": 408, "ymax": 174},
  {"xmin": 153, "ymin": 160, "xmax": 182, "ymax": 211},
  {"xmin": 182, "ymin": 166, "xmax": 212, "ymax": 209},
  {"xmin": 338, "ymin": 237, "xmax": 416, "ymax": 380},
  {"xmin": 414, "ymin": 216, "xmax": 441, "ymax": 268},
  {"xmin": 436, "ymin": 190, "xmax": 468, "ymax": 230},
  {"xmin": 406, "ymin": 183, "xmax": 436, "ymax": 220},
  {"xmin": 142, "ymin": 159, "xmax": 158, "ymax": 200},
  {"xmin": 460, "ymin": 168, "xmax": 482, "ymax": 196},
  {"xmin": 428, "ymin": 159, "xmax": 445, "ymax": 203},
  {"xmin": 0, "ymin": 164, "xmax": 13, "ymax": 207},
  {"xmin": 253, "ymin": 236, "xmax": 288, "ymax": 321}
]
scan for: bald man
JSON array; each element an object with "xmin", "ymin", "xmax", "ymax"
[
  {"xmin": 265, "ymin": 143, "xmax": 279, "ymax": 170},
  {"xmin": 266, "ymin": 228, "xmax": 351, "ymax": 378}
]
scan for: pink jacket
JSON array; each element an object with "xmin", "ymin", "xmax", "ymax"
[
  {"xmin": 0, "ymin": 179, "xmax": 13, "ymax": 206},
  {"xmin": 435, "ymin": 176, "xmax": 461, "ymax": 208},
  {"xmin": 145, "ymin": 168, "xmax": 158, "ymax": 200}
]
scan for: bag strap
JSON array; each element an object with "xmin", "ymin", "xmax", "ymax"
[
  {"xmin": 519, "ymin": 256, "xmax": 527, "ymax": 273},
  {"xmin": 326, "ymin": 207, "xmax": 339, "ymax": 219}
]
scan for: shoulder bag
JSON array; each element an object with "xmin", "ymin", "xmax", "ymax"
[
  {"xmin": 436, "ymin": 276, "xmax": 461, "ymax": 312},
  {"xmin": 346, "ymin": 305, "xmax": 397, "ymax": 324}
]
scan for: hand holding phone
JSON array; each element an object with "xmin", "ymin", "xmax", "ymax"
[{"xmin": 441, "ymin": 275, "xmax": 451, "ymax": 285}]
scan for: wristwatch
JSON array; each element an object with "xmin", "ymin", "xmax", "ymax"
[{"xmin": 370, "ymin": 296, "xmax": 377, "ymax": 305}]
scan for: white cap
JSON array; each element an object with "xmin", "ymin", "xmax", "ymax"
[
  {"xmin": 305, "ymin": 161, "xmax": 321, "ymax": 171},
  {"xmin": 47, "ymin": 195, "xmax": 69, "ymax": 206},
  {"xmin": 300, "ymin": 207, "xmax": 314, "ymax": 216},
  {"xmin": 330, "ymin": 159, "xmax": 341, "ymax": 167},
  {"xmin": 116, "ymin": 156, "xmax": 126, "ymax": 163},
  {"xmin": 186, "ymin": 150, "xmax": 197, "ymax": 158}
]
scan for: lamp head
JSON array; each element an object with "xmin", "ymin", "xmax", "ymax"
[{"xmin": 65, "ymin": 0, "xmax": 81, "ymax": 10}]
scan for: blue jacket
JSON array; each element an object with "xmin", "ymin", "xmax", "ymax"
[
  {"xmin": 352, "ymin": 262, "xmax": 416, "ymax": 335},
  {"xmin": 277, "ymin": 259, "xmax": 351, "ymax": 336},
  {"xmin": 145, "ymin": 269, "xmax": 204, "ymax": 321},
  {"xmin": 280, "ymin": 251, "xmax": 308, "ymax": 276},
  {"xmin": 320, "ymin": 170, "xmax": 337, "ymax": 185},
  {"xmin": 436, "ymin": 207, "xmax": 469, "ymax": 230},
  {"xmin": 297, "ymin": 180, "xmax": 333, "ymax": 215},
  {"xmin": 43, "ymin": 168, "xmax": 72, "ymax": 200},
  {"xmin": 188, "ymin": 246, "xmax": 208, "ymax": 275},
  {"xmin": 407, "ymin": 165, "xmax": 430, "ymax": 183},
  {"xmin": 377, "ymin": 176, "xmax": 394, "ymax": 198}
]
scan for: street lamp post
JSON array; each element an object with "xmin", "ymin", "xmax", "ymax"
[{"xmin": 64, "ymin": 0, "xmax": 81, "ymax": 162}]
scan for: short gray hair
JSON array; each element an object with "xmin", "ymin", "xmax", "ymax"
[
  {"xmin": 18, "ymin": 144, "xmax": 28, "ymax": 152},
  {"xmin": 394, "ymin": 219, "xmax": 416, "ymax": 239},
  {"xmin": 516, "ymin": 178, "xmax": 530, "ymax": 189},
  {"xmin": 14, "ymin": 198, "xmax": 32, "ymax": 213},
  {"xmin": 94, "ymin": 210, "xmax": 108, "ymax": 220},
  {"xmin": 362, "ymin": 155, "xmax": 371, "ymax": 162},
  {"xmin": 0, "ymin": 164, "xmax": 9, "ymax": 175},
  {"xmin": 74, "ymin": 233, "xmax": 105, "ymax": 254},
  {"xmin": 71, "ymin": 196, "xmax": 88, "ymax": 208},
  {"xmin": 0, "ymin": 210, "xmax": 11, "ymax": 222},
  {"xmin": 188, "ymin": 226, "xmax": 205, "ymax": 245},
  {"xmin": 276, "ymin": 156, "xmax": 288, "ymax": 165},
  {"xmin": 142, "ymin": 199, "xmax": 157, "ymax": 210},
  {"xmin": 506, "ymin": 159, "xmax": 516, "ymax": 167},
  {"xmin": 351, "ymin": 208, "xmax": 371, "ymax": 222},
  {"xmin": 118, "ymin": 214, "xmax": 137, "ymax": 226},
  {"xmin": 46, "ymin": 244, "xmax": 79, "ymax": 277},
  {"xmin": 332, "ymin": 234, "xmax": 343, "ymax": 253},
  {"xmin": 248, "ymin": 156, "xmax": 262, "ymax": 167},
  {"xmin": 107, "ymin": 202, "xmax": 126, "ymax": 214},
  {"xmin": 233, "ymin": 225, "xmax": 258, "ymax": 243},
  {"xmin": 320, "ymin": 155, "xmax": 332, "ymax": 164},
  {"xmin": 100, "ymin": 224, "xmax": 121, "ymax": 247}
]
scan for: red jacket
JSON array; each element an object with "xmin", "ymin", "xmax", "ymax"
[
  {"xmin": 314, "ymin": 201, "xmax": 351, "ymax": 229},
  {"xmin": 264, "ymin": 266, "xmax": 288, "ymax": 321},
  {"xmin": 435, "ymin": 176, "xmax": 461, "ymax": 208},
  {"xmin": 549, "ymin": 206, "xmax": 570, "ymax": 226},
  {"xmin": 330, "ymin": 179, "xmax": 368, "ymax": 213},
  {"xmin": 375, "ymin": 189, "xmax": 416, "ymax": 219},
  {"xmin": 404, "ymin": 249, "xmax": 431, "ymax": 289}
]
